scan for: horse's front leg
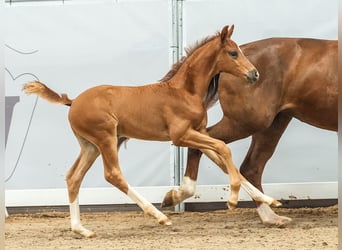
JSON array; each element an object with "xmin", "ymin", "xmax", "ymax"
[
  {"xmin": 162, "ymin": 117, "xmax": 238, "ymax": 208},
  {"xmin": 199, "ymin": 146, "xmax": 281, "ymax": 209}
]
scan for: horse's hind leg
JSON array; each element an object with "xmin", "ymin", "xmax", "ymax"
[
  {"xmin": 240, "ymin": 113, "xmax": 292, "ymax": 226},
  {"xmin": 98, "ymin": 132, "xmax": 171, "ymax": 226},
  {"xmin": 66, "ymin": 135, "xmax": 100, "ymax": 237}
]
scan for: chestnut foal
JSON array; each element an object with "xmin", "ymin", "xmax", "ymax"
[{"xmin": 24, "ymin": 25, "xmax": 280, "ymax": 237}]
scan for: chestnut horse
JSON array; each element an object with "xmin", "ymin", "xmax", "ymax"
[
  {"xmin": 162, "ymin": 37, "xmax": 337, "ymax": 227},
  {"xmin": 23, "ymin": 25, "xmax": 280, "ymax": 237}
]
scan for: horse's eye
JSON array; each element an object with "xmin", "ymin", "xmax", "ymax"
[{"xmin": 229, "ymin": 51, "xmax": 238, "ymax": 59}]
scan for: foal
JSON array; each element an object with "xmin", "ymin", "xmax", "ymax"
[
  {"xmin": 161, "ymin": 38, "xmax": 337, "ymax": 226},
  {"xmin": 23, "ymin": 25, "xmax": 280, "ymax": 237}
]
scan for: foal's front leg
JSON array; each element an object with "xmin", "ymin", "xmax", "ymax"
[{"xmin": 169, "ymin": 129, "xmax": 281, "ymax": 209}]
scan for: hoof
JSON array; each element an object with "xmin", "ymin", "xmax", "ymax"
[
  {"xmin": 158, "ymin": 216, "xmax": 172, "ymax": 226},
  {"xmin": 257, "ymin": 203, "xmax": 292, "ymax": 228},
  {"xmin": 72, "ymin": 228, "xmax": 96, "ymax": 238},
  {"xmin": 161, "ymin": 189, "xmax": 176, "ymax": 208},
  {"xmin": 227, "ymin": 200, "xmax": 237, "ymax": 210},
  {"xmin": 271, "ymin": 199, "xmax": 282, "ymax": 207},
  {"xmin": 263, "ymin": 215, "xmax": 292, "ymax": 228}
]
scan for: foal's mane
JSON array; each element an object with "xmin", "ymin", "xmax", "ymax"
[{"xmin": 159, "ymin": 32, "xmax": 220, "ymax": 82}]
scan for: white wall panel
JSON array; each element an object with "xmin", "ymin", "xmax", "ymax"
[{"xmin": 5, "ymin": 1, "xmax": 172, "ymax": 190}]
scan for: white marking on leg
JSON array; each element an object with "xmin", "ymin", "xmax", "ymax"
[
  {"xmin": 69, "ymin": 196, "xmax": 95, "ymax": 237},
  {"xmin": 127, "ymin": 185, "xmax": 171, "ymax": 225},
  {"xmin": 176, "ymin": 176, "xmax": 196, "ymax": 202},
  {"xmin": 241, "ymin": 181, "xmax": 280, "ymax": 206}
]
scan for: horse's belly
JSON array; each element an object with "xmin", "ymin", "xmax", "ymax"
[
  {"xmin": 117, "ymin": 118, "xmax": 171, "ymax": 141},
  {"xmin": 292, "ymin": 103, "xmax": 337, "ymax": 131}
]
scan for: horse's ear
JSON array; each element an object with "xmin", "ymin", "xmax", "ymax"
[
  {"xmin": 227, "ymin": 24, "xmax": 234, "ymax": 38},
  {"xmin": 220, "ymin": 25, "xmax": 229, "ymax": 43}
]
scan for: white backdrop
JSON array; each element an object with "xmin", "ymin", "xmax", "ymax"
[
  {"xmin": 4, "ymin": 0, "xmax": 337, "ymax": 207},
  {"xmin": 5, "ymin": 1, "xmax": 172, "ymax": 191}
]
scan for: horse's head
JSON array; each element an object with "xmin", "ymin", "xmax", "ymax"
[{"xmin": 216, "ymin": 25, "xmax": 259, "ymax": 83}]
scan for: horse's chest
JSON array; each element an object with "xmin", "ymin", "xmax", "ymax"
[{"xmin": 182, "ymin": 106, "xmax": 207, "ymax": 128}]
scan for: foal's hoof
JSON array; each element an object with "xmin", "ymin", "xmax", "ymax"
[
  {"xmin": 227, "ymin": 200, "xmax": 237, "ymax": 210},
  {"xmin": 271, "ymin": 199, "xmax": 282, "ymax": 207},
  {"xmin": 161, "ymin": 189, "xmax": 176, "ymax": 208},
  {"xmin": 72, "ymin": 228, "xmax": 96, "ymax": 238},
  {"xmin": 158, "ymin": 216, "xmax": 172, "ymax": 226}
]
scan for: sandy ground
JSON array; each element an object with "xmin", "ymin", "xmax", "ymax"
[{"xmin": 5, "ymin": 205, "xmax": 338, "ymax": 250}]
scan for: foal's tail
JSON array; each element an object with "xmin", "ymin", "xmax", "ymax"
[{"xmin": 23, "ymin": 81, "xmax": 73, "ymax": 106}]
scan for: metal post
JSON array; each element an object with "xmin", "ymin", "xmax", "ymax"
[{"xmin": 171, "ymin": 0, "xmax": 185, "ymax": 212}]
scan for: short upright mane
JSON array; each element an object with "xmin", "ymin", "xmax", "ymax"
[{"xmin": 160, "ymin": 32, "xmax": 220, "ymax": 82}]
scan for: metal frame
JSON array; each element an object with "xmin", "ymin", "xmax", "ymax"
[{"xmin": 171, "ymin": 0, "xmax": 185, "ymax": 212}]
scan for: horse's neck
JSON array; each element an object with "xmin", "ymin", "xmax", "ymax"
[{"xmin": 170, "ymin": 42, "xmax": 219, "ymax": 97}]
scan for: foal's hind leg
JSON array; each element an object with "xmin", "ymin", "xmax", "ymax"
[
  {"xmin": 98, "ymin": 132, "xmax": 171, "ymax": 226},
  {"xmin": 66, "ymin": 136, "xmax": 100, "ymax": 237},
  {"xmin": 66, "ymin": 135, "xmax": 99, "ymax": 237}
]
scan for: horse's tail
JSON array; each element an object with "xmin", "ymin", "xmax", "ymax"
[{"xmin": 23, "ymin": 81, "xmax": 72, "ymax": 106}]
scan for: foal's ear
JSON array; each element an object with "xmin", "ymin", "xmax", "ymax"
[
  {"xmin": 227, "ymin": 24, "xmax": 234, "ymax": 38},
  {"xmin": 220, "ymin": 24, "xmax": 234, "ymax": 43},
  {"xmin": 220, "ymin": 25, "xmax": 229, "ymax": 43}
]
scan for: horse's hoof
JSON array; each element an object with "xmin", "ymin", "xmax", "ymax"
[
  {"xmin": 227, "ymin": 200, "xmax": 237, "ymax": 210},
  {"xmin": 72, "ymin": 228, "xmax": 96, "ymax": 238},
  {"xmin": 85, "ymin": 231, "xmax": 96, "ymax": 238},
  {"xmin": 263, "ymin": 215, "xmax": 292, "ymax": 228},
  {"xmin": 161, "ymin": 190, "xmax": 176, "ymax": 208},
  {"xmin": 271, "ymin": 199, "xmax": 282, "ymax": 207},
  {"xmin": 158, "ymin": 216, "xmax": 172, "ymax": 226},
  {"xmin": 257, "ymin": 203, "xmax": 292, "ymax": 228}
]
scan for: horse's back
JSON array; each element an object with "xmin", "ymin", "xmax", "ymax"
[
  {"xmin": 219, "ymin": 37, "xmax": 337, "ymax": 132},
  {"xmin": 67, "ymin": 83, "xmax": 179, "ymax": 141},
  {"xmin": 278, "ymin": 38, "xmax": 337, "ymax": 130}
]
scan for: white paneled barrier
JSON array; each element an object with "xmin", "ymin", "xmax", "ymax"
[{"xmin": 6, "ymin": 182, "xmax": 337, "ymax": 207}]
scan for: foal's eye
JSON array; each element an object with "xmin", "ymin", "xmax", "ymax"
[{"xmin": 228, "ymin": 51, "xmax": 238, "ymax": 59}]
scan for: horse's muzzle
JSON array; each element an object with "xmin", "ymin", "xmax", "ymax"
[{"xmin": 246, "ymin": 69, "xmax": 259, "ymax": 83}]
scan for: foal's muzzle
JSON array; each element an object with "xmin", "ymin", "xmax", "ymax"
[{"xmin": 246, "ymin": 69, "xmax": 259, "ymax": 83}]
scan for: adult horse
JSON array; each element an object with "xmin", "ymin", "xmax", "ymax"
[
  {"xmin": 162, "ymin": 37, "xmax": 337, "ymax": 227},
  {"xmin": 23, "ymin": 25, "xmax": 280, "ymax": 237}
]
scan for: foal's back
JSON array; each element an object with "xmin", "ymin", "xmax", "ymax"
[{"xmin": 68, "ymin": 82, "xmax": 205, "ymax": 141}]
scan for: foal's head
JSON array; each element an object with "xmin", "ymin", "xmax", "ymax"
[{"xmin": 216, "ymin": 25, "xmax": 259, "ymax": 83}]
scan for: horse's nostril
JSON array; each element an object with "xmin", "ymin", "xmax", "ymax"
[
  {"xmin": 254, "ymin": 70, "xmax": 259, "ymax": 79},
  {"xmin": 247, "ymin": 69, "xmax": 259, "ymax": 83}
]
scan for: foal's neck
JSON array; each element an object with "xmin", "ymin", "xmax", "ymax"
[{"xmin": 169, "ymin": 39, "xmax": 220, "ymax": 98}]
